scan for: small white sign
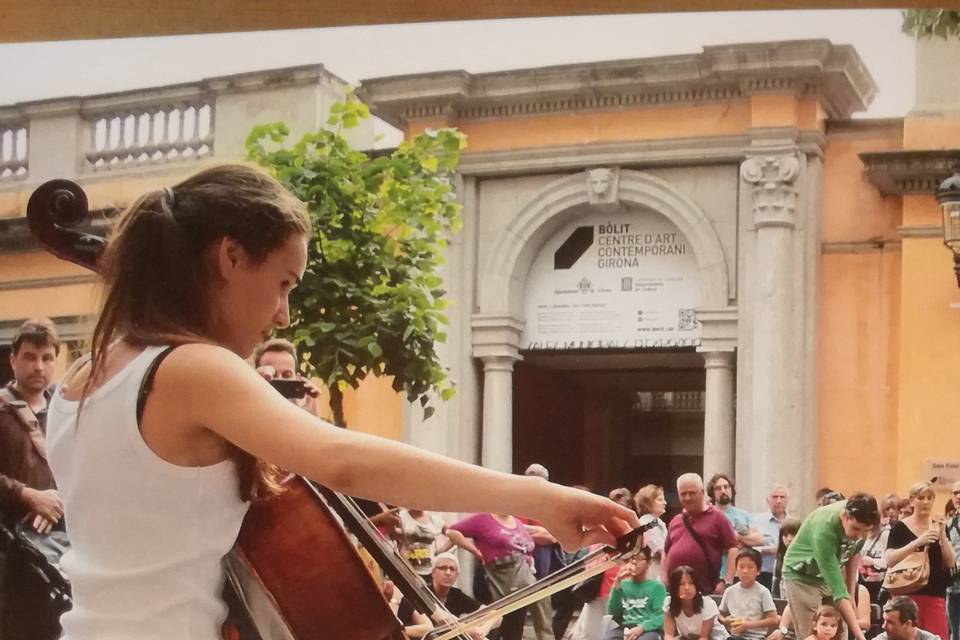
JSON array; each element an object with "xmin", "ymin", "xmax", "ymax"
[
  {"xmin": 521, "ymin": 209, "xmax": 702, "ymax": 350},
  {"xmin": 925, "ymin": 459, "xmax": 960, "ymax": 486}
]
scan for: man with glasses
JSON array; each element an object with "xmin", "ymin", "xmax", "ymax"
[
  {"xmin": 945, "ymin": 482, "xmax": 960, "ymax": 640},
  {"xmin": 772, "ymin": 493, "xmax": 879, "ymax": 640},
  {"xmin": 398, "ymin": 552, "xmax": 499, "ymax": 640}
]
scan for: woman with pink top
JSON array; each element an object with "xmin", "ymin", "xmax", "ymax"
[{"xmin": 449, "ymin": 512, "xmax": 538, "ymax": 640}]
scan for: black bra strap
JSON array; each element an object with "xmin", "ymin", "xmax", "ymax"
[{"xmin": 136, "ymin": 347, "xmax": 177, "ymax": 425}]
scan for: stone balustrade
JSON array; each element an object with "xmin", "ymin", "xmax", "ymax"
[
  {"xmin": 0, "ymin": 120, "xmax": 28, "ymax": 181},
  {"xmin": 0, "ymin": 64, "xmax": 375, "ymax": 189},
  {"xmin": 84, "ymin": 101, "xmax": 214, "ymax": 171},
  {"xmin": 632, "ymin": 390, "xmax": 705, "ymax": 413}
]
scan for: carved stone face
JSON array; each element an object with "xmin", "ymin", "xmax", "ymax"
[{"xmin": 588, "ymin": 169, "xmax": 612, "ymax": 196}]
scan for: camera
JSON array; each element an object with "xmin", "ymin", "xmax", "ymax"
[{"xmin": 268, "ymin": 378, "xmax": 309, "ymax": 399}]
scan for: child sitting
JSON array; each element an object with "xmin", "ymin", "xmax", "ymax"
[
  {"xmin": 719, "ymin": 548, "xmax": 779, "ymax": 640},
  {"xmin": 804, "ymin": 605, "xmax": 842, "ymax": 640},
  {"xmin": 605, "ymin": 547, "xmax": 668, "ymax": 640},
  {"xmin": 663, "ymin": 566, "xmax": 728, "ymax": 640}
]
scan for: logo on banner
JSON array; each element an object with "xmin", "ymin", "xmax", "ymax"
[{"xmin": 554, "ymin": 226, "xmax": 594, "ymax": 270}]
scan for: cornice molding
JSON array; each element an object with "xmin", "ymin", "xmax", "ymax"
[
  {"xmin": 458, "ymin": 131, "xmax": 826, "ymax": 177},
  {"xmin": 0, "ymin": 210, "xmax": 115, "ymax": 255},
  {"xmin": 897, "ymin": 224, "xmax": 942, "ymax": 239},
  {"xmin": 0, "ymin": 274, "xmax": 97, "ymax": 291},
  {"xmin": 821, "ymin": 240, "xmax": 902, "ymax": 253},
  {"xmin": 0, "ymin": 315, "xmax": 92, "ymax": 343},
  {"xmin": 360, "ymin": 40, "xmax": 877, "ymax": 129},
  {"xmin": 860, "ymin": 149, "xmax": 960, "ymax": 196},
  {"xmin": 1, "ymin": 64, "xmax": 342, "ymax": 117}
]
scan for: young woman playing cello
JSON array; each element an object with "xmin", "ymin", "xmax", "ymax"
[{"xmin": 43, "ymin": 164, "xmax": 638, "ymax": 640}]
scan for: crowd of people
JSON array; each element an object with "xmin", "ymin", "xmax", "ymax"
[
  {"xmin": 1, "ymin": 165, "xmax": 955, "ymax": 640},
  {"xmin": 544, "ymin": 474, "xmax": 960, "ymax": 640},
  {"xmin": 3, "ymin": 312, "xmax": 960, "ymax": 640},
  {"xmin": 311, "ymin": 462, "xmax": 960, "ymax": 640}
]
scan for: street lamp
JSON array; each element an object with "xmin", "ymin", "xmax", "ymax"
[{"xmin": 937, "ymin": 170, "xmax": 960, "ymax": 287}]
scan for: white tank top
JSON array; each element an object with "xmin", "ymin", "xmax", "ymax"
[{"xmin": 46, "ymin": 345, "xmax": 250, "ymax": 640}]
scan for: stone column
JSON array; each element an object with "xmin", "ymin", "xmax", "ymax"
[
  {"xmin": 472, "ymin": 315, "xmax": 524, "ymax": 472},
  {"xmin": 702, "ymin": 350, "xmax": 736, "ymax": 479},
  {"xmin": 479, "ymin": 355, "xmax": 519, "ymax": 472},
  {"xmin": 740, "ymin": 153, "xmax": 802, "ymax": 506}
]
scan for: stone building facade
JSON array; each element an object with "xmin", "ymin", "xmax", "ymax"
[{"xmin": 3, "ymin": 39, "xmax": 959, "ymax": 511}]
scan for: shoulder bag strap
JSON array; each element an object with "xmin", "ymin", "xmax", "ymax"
[{"xmin": 682, "ymin": 513, "xmax": 719, "ymax": 583}]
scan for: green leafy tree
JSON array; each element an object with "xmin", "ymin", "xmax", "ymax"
[
  {"xmin": 246, "ymin": 97, "xmax": 465, "ymax": 427},
  {"xmin": 902, "ymin": 9, "xmax": 960, "ymax": 39}
]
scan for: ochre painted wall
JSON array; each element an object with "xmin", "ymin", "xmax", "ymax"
[
  {"xmin": 896, "ymin": 196, "xmax": 960, "ymax": 494},
  {"xmin": 903, "ymin": 112, "xmax": 960, "ymax": 150},
  {"xmin": 749, "ymin": 95, "xmax": 824, "ymax": 130},
  {"xmin": 341, "ymin": 375, "xmax": 404, "ymax": 440},
  {"xmin": 405, "ymin": 92, "xmax": 822, "ymax": 154},
  {"xmin": 817, "ymin": 121, "xmax": 903, "ymax": 498},
  {"xmin": 403, "ymin": 99, "xmax": 767, "ymax": 154},
  {"xmin": 818, "ymin": 251, "xmax": 901, "ymax": 497},
  {"xmin": 0, "ymin": 251, "xmax": 101, "ymax": 323}
]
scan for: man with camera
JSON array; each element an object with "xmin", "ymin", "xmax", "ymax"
[
  {"xmin": 0, "ymin": 318, "xmax": 71, "ymax": 639},
  {"xmin": 252, "ymin": 338, "xmax": 320, "ymax": 414}
]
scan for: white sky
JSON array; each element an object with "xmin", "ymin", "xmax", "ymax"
[{"xmin": 0, "ymin": 10, "xmax": 915, "ymax": 118}]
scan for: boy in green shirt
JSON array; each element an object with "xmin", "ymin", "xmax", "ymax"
[
  {"xmin": 606, "ymin": 547, "xmax": 668, "ymax": 640},
  {"xmin": 774, "ymin": 493, "xmax": 879, "ymax": 640}
]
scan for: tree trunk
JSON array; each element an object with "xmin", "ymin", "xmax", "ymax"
[{"xmin": 330, "ymin": 384, "xmax": 346, "ymax": 428}]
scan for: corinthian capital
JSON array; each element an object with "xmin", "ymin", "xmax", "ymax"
[{"xmin": 740, "ymin": 154, "xmax": 801, "ymax": 228}]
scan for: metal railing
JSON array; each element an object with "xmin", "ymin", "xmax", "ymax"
[{"xmin": 632, "ymin": 391, "xmax": 705, "ymax": 413}]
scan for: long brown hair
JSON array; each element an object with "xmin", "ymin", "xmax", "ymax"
[
  {"xmin": 83, "ymin": 163, "xmax": 312, "ymax": 501},
  {"xmin": 774, "ymin": 516, "xmax": 802, "ymax": 588}
]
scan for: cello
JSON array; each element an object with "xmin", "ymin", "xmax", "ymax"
[{"xmin": 25, "ymin": 177, "xmax": 648, "ymax": 640}]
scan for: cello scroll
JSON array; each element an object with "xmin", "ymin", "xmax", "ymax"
[{"xmin": 26, "ymin": 178, "xmax": 105, "ymax": 271}]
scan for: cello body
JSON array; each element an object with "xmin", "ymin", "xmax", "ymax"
[{"xmin": 228, "ymin": 477, "xmax": 404, "ymax": 640}]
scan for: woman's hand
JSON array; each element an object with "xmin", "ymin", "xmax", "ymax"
[
  {"xmin": 535, "ymin": 484, "xmax": 640, "ymax": 551},
  {"xmin": 916, "ymin": 529, "xmax": 940, "ymax": 548}
]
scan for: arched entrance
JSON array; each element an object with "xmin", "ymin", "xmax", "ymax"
[{"xmin": 472, "ymin": 168, "xmax": 737, "ymax": 490}]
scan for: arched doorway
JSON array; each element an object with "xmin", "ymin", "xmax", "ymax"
[
  {"xmin": 472, "ymin": 168, "xmax": 737, "ymax": 489},
  {"xmin": 514, "ymin": 201, "xmax": 707, "ymax": 494}
]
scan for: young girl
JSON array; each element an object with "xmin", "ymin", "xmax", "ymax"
[
  {"xmin": 634, "ymin": 484, "xmax": 669, "ymax": 583},
  {"xmin": 772, "ymin": 517, "xmax": 801, "ymax": 598},
  {"xmin": 663, "ymin": 566, "xmax": 728, "ymax": 640},
  {"xmin": 805, "ymin": 606, "xmax": 842, "ymax": 640},
  {"xmin": 44, "ymin": 164, "xmax": 638, "ymax": 640}
]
